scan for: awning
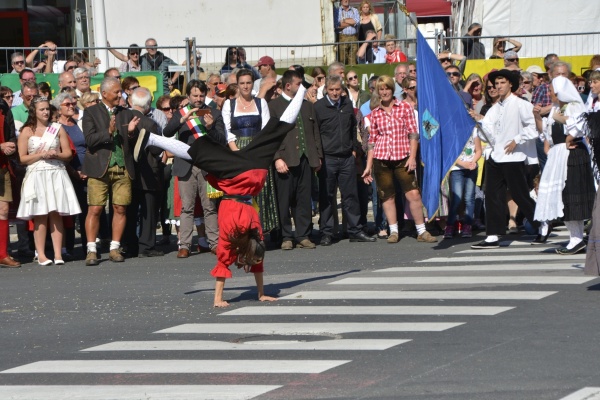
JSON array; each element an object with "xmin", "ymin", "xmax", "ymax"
[{"xmin": 405, "ymin": 0, "xmax": 452, "ymax": 17}]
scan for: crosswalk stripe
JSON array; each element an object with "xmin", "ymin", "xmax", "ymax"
[
  {"xmin": 82, "ymin": 339, "xmax": 410, "ymax": 352},
  {"xmin": 376, "ymin": 265, "xmax": 581, "ymax": 272},
  {"xmin": 559, "ymin": 387, "xmax": 600, "ymax": 399},
  {"xmin": 1, "ymin": 360, "xmax": 351, "ymax": 374},
  {"xmin": 418, "ymin": 254, "xmax": 585, "ymax": 262},
  {"xmin": 155, "ymin": 322, "xmax": 464, "ymax": 334},
  {"xmin": 0, "ymin": 385, "xmax": 282, "ymax": 400},
  {"xmin": 279, "ymin": 290, "xmax": 556, "ymax": 300},
  {"xmin": 219, "ymin": 306, "xmax": 513, "ymax": 316},
  {"xmin": 457, "ymin": 247, "xmax": 575, "ymax": 254},
  {"xmin": 331, "ymin": 276, "xmax": 595, "ymax": 285}
]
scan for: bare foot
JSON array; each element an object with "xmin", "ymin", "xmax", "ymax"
[
  {"xmin": 259, "ymin": 295, "xmax": 277, "ymax": 302},
  {"xmin": 213, "ymin": 300, "xmax": 230, "ymax": 308}
]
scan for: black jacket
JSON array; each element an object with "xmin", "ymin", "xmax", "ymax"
[
  {"xmin": 131, "ymin": 110, "xmax": 164, "ymax": 191},
  {"xmin": 313, "ymin": 95, "xmax": 358, "ymax": 157}
]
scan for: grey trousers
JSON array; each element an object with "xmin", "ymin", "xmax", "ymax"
[{"xmin": 178, "ymin": 165, "xmax": 218, "ymax": 250}]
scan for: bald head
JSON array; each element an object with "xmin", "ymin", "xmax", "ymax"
[{"xmin": 59, "ymin": 72, "xmax": 77, "ymax": 90}]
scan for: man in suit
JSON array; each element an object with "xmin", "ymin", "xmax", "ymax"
[
  {"xmin": 163, "ymin": 79, "xmax": 226, "ymax": 258},
  {"xmin": 314, "ymin": 74, "xmax": 376, "ymax": 246},
  {"xmin": 125, "ymin": 87, "xmax": 165, "ymax": 258},
  {"xmin": 269, "ymin": 70, "xmax": 322, "ymax": 250},
  {"xmin": 82, "ymin": 77, "xmax": 140, "ymax": 266}
]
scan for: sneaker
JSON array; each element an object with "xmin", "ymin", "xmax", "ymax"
[
  {"xmin": 387, "ymin": 232, "xmax": 399, "ymax": 243},
  {"xmin": 296, "ymin": 239, "xmax": 316, "ymax": 249},
  {"xmin": 417, "ymin": 231, "xmax": 437, "ymax": 243},
  {"xmin": 471, "ymin": 240, "xmax": 500, "ymax": 249},
  {"xmin": 281, "ymin": 240, "xmax": 293, "ymax": 250},
  {"xmin": 461, "ymin": 225, "xmax": 472, "ymax": 238},
  {"xmin": 443, "ymin": 225, "xmax": 454, "ymax": 239}
]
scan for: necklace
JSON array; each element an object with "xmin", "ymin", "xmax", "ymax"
[{"xmin": 238, "ymin": 97, "xmax": 254, "ymax": 111}]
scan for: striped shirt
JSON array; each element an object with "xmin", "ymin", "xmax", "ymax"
[{"xmin": 338, "ymin": 6, "xmax": 359, "ymax": 35}]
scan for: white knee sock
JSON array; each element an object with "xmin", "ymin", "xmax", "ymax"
[
  {"xmin": 564, "ymin": 220, "xmax": 584, "ymax": 249},
  {"xmin": 148, "ymin": 133, "xmax": 192, "ymax": 160},
  {"xmin": 539, "ymin": 221, "xmax": 548, "ymax": 236}
]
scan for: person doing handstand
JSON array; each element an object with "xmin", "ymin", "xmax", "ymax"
[{"xmin": 133, "ymin": 85, "xmax": 306, "ymax": 307}]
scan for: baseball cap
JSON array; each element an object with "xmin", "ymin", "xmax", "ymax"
[
  {"xmin": 526, "ymin": 65, "xmax": 546, "ymax": 74},
  {"xmin": 215, "ymin": 83, "xmax": 227, "ymax": 96},
  {"xmin": 255, "ymin": 56, "xmax": 275, "ymax": 67}
]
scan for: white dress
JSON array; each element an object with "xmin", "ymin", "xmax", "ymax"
[{"xmin": 16, "ymin": 134, "xmax": 81, "ymax": 220}]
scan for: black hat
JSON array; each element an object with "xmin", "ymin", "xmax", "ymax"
[{"xmin": 488, "ymin": 69, "xmax": 520, "ymax": 92}]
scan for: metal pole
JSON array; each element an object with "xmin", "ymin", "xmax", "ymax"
[
  {"xmin": 184, "ymin": 37, "xmax": 191, "ymax": 84},
  {"xmin": 192, "ymin": 37, "xmax": 197, "ymax": 80}
]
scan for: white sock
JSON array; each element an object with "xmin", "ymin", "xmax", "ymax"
[
  {"xmin": 109, "ymin": 241, "xmax": 120, "ymax": 251},
  {"xmin": 87, "ymin": 242, "xmax": 97, "ymax": 253},
  {"xmin": 564, "ymin": 220, "xmax": 584, "ymax": 249},
  {"xmin": 485, "ymin": 235, "xmax": 499, "ymax": 243},
  {"xmin": 148, "ymin": 133, "xmax": 192, "ymax": 160},
  {"xmin": 389, "ymin": 223, "xmax": 399, "ymax": 234},
  {"xmin": 416, "ymin": 223, "xmax": 426, "ymax": 235},
  {"xmin": 539, "ymin": 221, "xmax": 548, "ymax": 236},
  {"xmin": 280, "ymin": 85, "xmax": 306, "ymax": 124}
]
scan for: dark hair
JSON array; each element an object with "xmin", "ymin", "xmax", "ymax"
[
  {"xmin": 222, "ymin": 46, "xmax": 238, "ymax": 68},
  {"xmin": 156, "ymin": 94, "xmax": 171, "ymax": 108},
  {"xmin": 185, "ymin": 79, "xmax": 207, "ymax": 96},
  {"xmin": 236, "ymin": 68, "xmax": 254, "ymax": 83},
  {"xmin": 19, "ymin": 68, "xmax": 35, "ymax": 80},
  {"xmin": 368, "ymin": 75, "xmax": 379, "ymax": 85},
  {"xmin": 281, "ymin": 70, "xmax": 302, "ymax": 88},
  {"xmin": 225, "ymin": 225, "xmax": 265, "ymax": 265},
  {"xmin": 290, "ymin": 64, "xmax": 306, "ymax": 76},
  {"xmin": 121, "ymin": 76, "xmax": 140, "ymax": 92},
  {"xmin": 0, "ymin": 86, "xmax": 13, "ymax": 99},
  {"xmin": 37, "ymin": 82, "xmax": 52, "ymax": 100},
  {"xmin": 169, "ymin": 95, "xmax": 187, "ymax": 110},
  {"xmin": 103, "ymin": 67, "xmax": 120, "ymax": 78},
  {"xmin": 225, "ymin": 83, "xmax": 238, "ymax": 98},
  {"xmin": 128, "ymin": 44, "xmax": 140, "ymax": 55},
  {"xmin": 311, "ymin": 66, "xmax": 326, "ymax": 78}
]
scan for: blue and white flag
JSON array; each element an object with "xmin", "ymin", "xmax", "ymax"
[{"xmin": 417, "ymin": 30, "xmax": 476, "ymax": 218}]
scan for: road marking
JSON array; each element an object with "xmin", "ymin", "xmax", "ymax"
[
  {"xmin": 219, "ymin": 306, "xmax": 513, "ymax": 316},
  {"xmin": 376, "ymin": 265, "xmax": 581, "ymax": 272},
  {"xmin": 418, "ymin": 254, "xmax": 585, "ymax": 263},
  {"xmin": 0, "ymin": 385, "xmax": 281, "ymax": 400},
  {"xmin": 1, "ymin": 359, "xmax": 350, "ymax": 374},
  {"xmin": 155, "ymin": 322, "xmax": 464, "ymax": 334},
  {"xmin": 457, "ymin": 247, "xmax": 574, "ymax": 254},
  {"xmin": 331, "ymin": 276, "xmax": 595, "ymax": 285},
  {"xmin": 82, "ymin": 339, "xmax": 410, "ymax": 352},
  {"xmin": 559, "ymin": 387, "xmax": 600, "ymax": 399},
  {"xmin": 280, "ymin": 290, "xmax": 556, "ymax": 300}
]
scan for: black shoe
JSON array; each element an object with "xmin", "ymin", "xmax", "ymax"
[
  {"xmin": 133, "ymin": 128, "xmax": 149, "ymax": 162},
  {"xmin": 17, "ymin": 249, "xmax": 35, "ymax": 258},
  {"xmin": 320, "ymin": 235, "xmax": 333, "ymax": 246},
  {"xmin": 471, "ymin": 240, "xmax": 500, "ymax": 249},
  {"xmin": 349, "ymin": 231, "xmax": 376, "ymax": 242},
  {"xmin": 139, "ymin": 249, "xmax": 165, "ymax": 258},
  {"xmin": 531, "ymin": 226, "xmax": 552, "ymax": 245},
  {"xmin": 62, "ymin": 252, "xmax": 74, "ymax": 262},
  {"xmin": 556, "ymin": 241, "xmax": 586, "ymax": 255}
]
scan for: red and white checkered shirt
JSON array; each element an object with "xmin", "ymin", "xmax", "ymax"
[{"xmin": 368, "ymin": 99, "xmax": 417, "ymax": 160}]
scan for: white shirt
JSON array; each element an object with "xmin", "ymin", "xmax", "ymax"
[
  {"xmin": 371, "ymin": 47, "xmax": 387, "ymax": 64},
  {"xmin": 478, "ymin": 93, "xmax": 538, "ymax": 163}
]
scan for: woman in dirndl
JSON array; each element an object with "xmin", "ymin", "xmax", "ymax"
[
  {"xmin": 16, "ymin": 96, "xmax": 81, "ymax": 265},
  {"xmin": 222, "ymin": 68, "xmax": 279, "ymax": 233},
  {"xmin": 534, "ymin": 76, "xmax": 595, "ymax": 254}
]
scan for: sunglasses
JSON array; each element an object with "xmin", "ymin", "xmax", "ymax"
[
  {"xmin": 407, "ymin": 86, "xmax": 416, "ymax": 90},
  {"xmin": 128, "ymin": 86, "xmax": 140, "ymax": 90},
  {"xmin": 3, "ymin": 94, "xmax": 14, "ymax": 99},
  {"xmin": 439, "ymin": 58, "xmax": 451, "ymax": 63},
  {"xmin": 159, "ymin": 106, "xmax": 172, "ymax": 112},
  {"xmin": 316, "ymin": 76, "xmax": 325, "ymax": 81},
  {"xmin": 61, "ymin": 102, "xmax": 77, "ymax": 107},
  {"xmin": 129, "ymin": 52, "xmax": 139, "ymax": 56},
  {"xmin": 409, "ymin": 69, "xmax": 416, "ymax": 73},
  {"xmin": 13, "ymin": 60, "xmax": 25, "ymax": 65},
  {"xmin": 486, "ymin": 85, "xmax": 495, "ymax": 90},
  {"xmin": 347, "ymin": 76, "xmax": 358, "ymax": 80},
  {"xmin": 578, "ymin": 86, "xmax": 586, "ymax": 91},
  {"xmin": 506, "ymin": 58, "xmax": 519, "ymax": 62},
  {"xmin": 523, "ymin": 81, "xmax": 531, "ymax": 84},
  {"xmin": 446, "ymin": 72, "xmax": 461, "ymax": 77}
]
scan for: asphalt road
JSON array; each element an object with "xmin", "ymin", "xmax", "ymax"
[{"xmin": 1, "ymin": 227, "xmax": 599, "ymax": 400}]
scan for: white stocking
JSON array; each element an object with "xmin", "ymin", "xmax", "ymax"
[
  {"xmin": 539, "ymin": 221, "xmax": 548, "ymax": 236},
  {"xmin": 564, "ymin": 220, "xmax": 584, "ymax": 249},
  {"xmin": 147, "ymin": 133, "xmax": 192, "ymax": 160}
]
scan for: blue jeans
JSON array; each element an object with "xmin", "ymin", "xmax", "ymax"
[{"xmin": 447, "ymin": 168, "xmax": 477, "ymax": 225}]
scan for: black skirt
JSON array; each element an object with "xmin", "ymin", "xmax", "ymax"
[{"xmin": 562, "ymin": 146, "xmax": 596, "ymax": 221}]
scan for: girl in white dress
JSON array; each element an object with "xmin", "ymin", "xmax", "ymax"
[{"xmin": 16, "ymin": 96, "xmax": 81, "ymax": 265}]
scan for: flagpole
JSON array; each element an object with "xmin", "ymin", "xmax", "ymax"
[{"xmin": 398, "ymin": 3, "xmax": 495, "ymax": 151}]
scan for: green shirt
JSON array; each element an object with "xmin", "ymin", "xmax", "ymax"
[
  {"xmin": 11, "ymin": 104, "xmax": 28, "ymax": 124},
  {"xmin": 107, "ymin": 109, "xmax": 125, "ymax": 168}
]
